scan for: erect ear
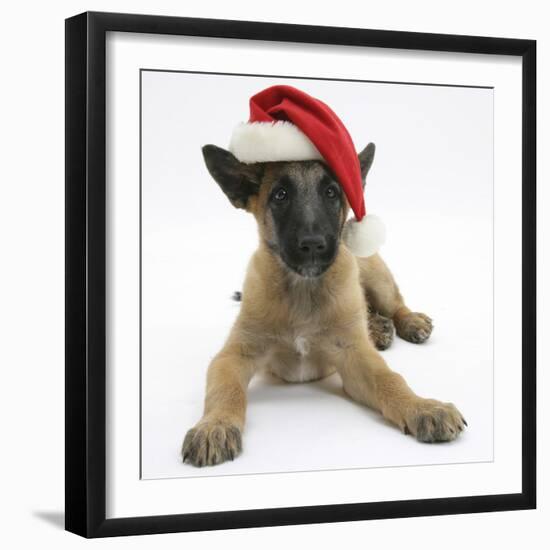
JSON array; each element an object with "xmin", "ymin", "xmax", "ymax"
[
  {"xmin": 202, "ymin": 144, "xmax": 263, "ymax": 209},
  {"xmin": 358, "ymin": 142, "xmax": 376, "ymax": 187}
]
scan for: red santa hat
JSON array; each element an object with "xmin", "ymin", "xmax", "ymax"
[{"xmin": 228, "ymin": 85, "xmax": 385, "ymax": 258}]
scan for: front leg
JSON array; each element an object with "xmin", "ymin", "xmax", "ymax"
[
  {"xmin": 336, "ymin": 333, "xmax": 466, "ymax": 442},
  {"xmin": 182, "ymin": 346, "xmax": 256, "ymax": 466}
]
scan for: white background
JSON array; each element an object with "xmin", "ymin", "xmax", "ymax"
[
  {"xmin": 141, "ymin": 71, "xmax": 494, "ymax": 479},
  {"xmin": 0, "ymin": 1, "xmax": 546, "ymax": 549}
]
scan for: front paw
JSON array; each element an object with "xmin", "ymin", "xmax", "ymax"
[
  {"xmin": 182, "ymin": 420, "xmax": 242, "ymax": 467},
  {"xmin": 395, "ymin": 312, "xmax": 433, "ymax": 344},
  {"xmin": 404, "ymin": 399, "xmax": 467, "ymax": 443}
]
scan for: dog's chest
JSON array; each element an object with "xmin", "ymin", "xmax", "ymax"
[
  {"xmin": 293, "ymin": 335, "xmax": 310, "ymax": 357},
  {"xmin": 263, "ymin": 329, "xmax": 334, "ymax": 383},
  {"xmin": 262, "ymin": 281, "xmax": 340, "ymax": 382}
]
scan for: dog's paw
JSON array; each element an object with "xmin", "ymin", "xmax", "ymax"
[
  {"xmin": 182, "ymin": 420, "xmax": 242, "ymax": 467},
  {"xmin": 368, "ymin": 312, "xmax": 394, "ymax": 351},
  {"xmin": 403, "ymin": 399, "xmax": 467, "ymax": 443},
  {"xmin": 395, "ymin": 312, "xmax": 433, "ymax": 344}
]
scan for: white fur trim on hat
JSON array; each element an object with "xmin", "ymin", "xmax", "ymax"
[
  {"xmin": 229, "ymin": 121, "xmax": 323, "ymax": 164},
  {"xmin": 342, "ymin": 214, "xmax": 386, "ymax": 258}
]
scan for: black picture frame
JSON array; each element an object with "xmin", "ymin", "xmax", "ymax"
[{"xmin": 65, "ymin": 11, "xmax": 536, "ymax": 538}]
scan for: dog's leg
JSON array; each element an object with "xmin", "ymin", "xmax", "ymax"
[
  {"xmin": 182, "ymin": 348, "xmax": 256, "ymax": 466},
  {"xmin": 367, "ymin": 307, "xmax": 394, "ymax": 351},
  {"xmin": 336, "ymin": 333, "xmax": 466, "ymax": 442},
  {"xmin": 358, "ymin": 253, "xmax": 433, "ymax": 344}
]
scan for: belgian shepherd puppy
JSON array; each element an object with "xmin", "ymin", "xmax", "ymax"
[{"xmin": 182, "ymin": 142, "xmax": 466, "ymax": 467}]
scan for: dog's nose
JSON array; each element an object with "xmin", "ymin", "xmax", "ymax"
[{"xmin": 298, "ymin": 235, "xmax": 327, "ymax": 254}]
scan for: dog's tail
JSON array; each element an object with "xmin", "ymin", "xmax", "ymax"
[{"xmin": 232, "ymin": 291, "xmax": 242, "ymax": 302}]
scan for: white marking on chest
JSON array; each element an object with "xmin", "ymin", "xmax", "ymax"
[{"xmin": 294, "ymin": 336, "xmax": 310, "ymax": 356}]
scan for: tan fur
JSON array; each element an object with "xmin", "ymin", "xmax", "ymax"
[{"xmin": 182, "ymin": 163, "xmax": 465, "ymax": 467}]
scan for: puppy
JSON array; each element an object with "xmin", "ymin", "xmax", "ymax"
[{"xmin": 182, "ymin": 143, "xmax": 466, "ymax": 467}]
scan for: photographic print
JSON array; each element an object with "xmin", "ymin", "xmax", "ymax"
[
  {"xmin": 140, "ymin": 71, "xmax": 492, "ymax": 479},
  {"xmin": 66, "ymin": 12, "xmax": 535, "ymax": 537}
]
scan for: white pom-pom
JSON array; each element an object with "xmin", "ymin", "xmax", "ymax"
[{"xmin": 342, "ymin": 214, "xmax": 386, "ymax": 257}]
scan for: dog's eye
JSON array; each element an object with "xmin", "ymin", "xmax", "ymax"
[
  {"xmin": 325, "ymin": 186, "xmax": 338, "ymax": 199},
  {"xmin": 274, "ymin": 188, "xmax": 288, "ymax": 201}
]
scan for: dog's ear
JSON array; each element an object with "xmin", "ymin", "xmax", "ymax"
[
  {"xmin": 358, "ymin": 142, "xmax": 376, "ymax": 187},
  {"xmin": 202, "ymin": 144, "xmax": 263, "ymax": 209}
]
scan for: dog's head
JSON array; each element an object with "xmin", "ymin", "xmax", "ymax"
[{"xmin": 202, "ymin": 143, "xmax": 375, "ymax": 278}]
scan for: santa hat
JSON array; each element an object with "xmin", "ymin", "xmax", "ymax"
[{"xmin": 228, "ymin": 85, "xmax": 385, "ymax": 258}]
